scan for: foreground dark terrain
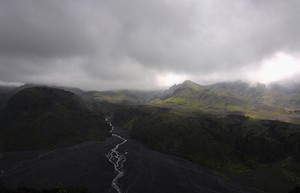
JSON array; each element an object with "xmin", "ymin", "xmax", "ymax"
[{"xmin": 0, "ymin": 126, "xmax": 262, "ymax": 193}]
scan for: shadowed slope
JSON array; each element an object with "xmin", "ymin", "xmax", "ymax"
[{"xmin": 0, "ymin": 87, "xmax": 110, "ymax": 151}]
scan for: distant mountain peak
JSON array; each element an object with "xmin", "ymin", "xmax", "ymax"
[
  {"xmin": 182, "ymin": 80, "xmax": 197, "ymax": 85},
  {"xmin": 158, "ymin": 80, "xmax": 201, "ymax": 99},
  {"xmin": 180, "ymin": 80, "xmax": 201, "ymax": 90},
  {"xmin": 183, "ymin": 79, "xmax": 193, "ymax": 83}
]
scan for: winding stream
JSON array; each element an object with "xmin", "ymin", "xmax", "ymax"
[{"xmin": 105, "ymin": 122, "xmax": 128, "ymax": 193}]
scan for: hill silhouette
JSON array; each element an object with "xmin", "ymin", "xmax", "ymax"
[{"xmin": 0, "ymin": 87, "xmax": 109, "ymax": 151}]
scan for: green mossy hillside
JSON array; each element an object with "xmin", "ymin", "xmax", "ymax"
[{"xmin": 149, "ymin": 81, "xmax": 300, "ymax": 123}]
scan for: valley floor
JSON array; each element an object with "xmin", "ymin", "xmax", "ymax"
[{"xmin": 0, "ymin": 127, "xmax": 263, "ymax": 193}]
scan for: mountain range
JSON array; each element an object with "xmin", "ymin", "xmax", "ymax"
[
  {"xmin": 79, "ymin": 80, "xmax": 300, "ymax": 124},
  {"xmin": 0, "ymin": 80, "xmax": 300, "ymax": 193}
]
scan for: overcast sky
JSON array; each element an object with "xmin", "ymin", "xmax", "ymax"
[{"xmin": 1, "ymin": 0, "xmax": 300, "ymax": 90}]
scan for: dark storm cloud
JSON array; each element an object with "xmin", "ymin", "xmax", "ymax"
[
  {"xmin": 0, "ymin": 0, "xmax": 300, "ymax": 90},
  {"xmin": 0, "ymin": 1, "xmax": 97, "ymax": 57}
]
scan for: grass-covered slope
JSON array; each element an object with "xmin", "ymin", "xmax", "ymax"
[
  {"xmin": 149, "ymin": 80, "xmax": 300, "ymax": 123},
  {"xmin": 0, "ymin": 87, "xmax": 110, "ymax": 151},
  {"xmin": 84, "ymin": 90, "xmax": 160, "ymax": 105},
  {"xmin": 150, "ymin": 80, "xmax": 253, "ymax": 111}
]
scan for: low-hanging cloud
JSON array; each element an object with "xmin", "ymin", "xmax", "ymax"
[{"xmin": 0, "ymin": 0, "xmax": 300, "ymax": 90}]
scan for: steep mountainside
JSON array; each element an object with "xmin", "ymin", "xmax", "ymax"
[{"xmin": 0, "ymin": 87, "xmax": 110, "ymax": 151}]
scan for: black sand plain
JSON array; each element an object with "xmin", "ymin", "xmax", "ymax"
[{"xmin": 0, "ymin": 127, "xmax": 263, "ymax": 193}]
